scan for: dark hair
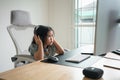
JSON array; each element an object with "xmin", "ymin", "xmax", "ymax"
[{"xmin": 32, "ymin": 25, "xmax": 54, "ymax": 44}]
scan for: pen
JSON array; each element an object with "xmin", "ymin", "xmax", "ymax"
[{"xmin": 103, "ymin": 65, "xmax": 120, "ymax": 70}]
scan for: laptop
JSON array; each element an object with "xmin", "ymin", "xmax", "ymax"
[{"xmin": 65, "ymin": 54, "xmax": 90, "ymax": 63}]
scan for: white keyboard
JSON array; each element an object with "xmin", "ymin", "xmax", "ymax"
[{"xmin": 65, "ymin": 54, "xmax": 90, "ymax": 63}]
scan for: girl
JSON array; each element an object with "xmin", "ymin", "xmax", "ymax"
[{"xmin": 29, "ymin": 25, "xmax": 64, "ymax": 60}]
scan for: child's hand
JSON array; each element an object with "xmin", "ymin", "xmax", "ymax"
[{"xmin": 34, "ymin": 34, "xmax": 43, "ymax": 45}]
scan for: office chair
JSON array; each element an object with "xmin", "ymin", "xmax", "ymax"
[{"xmin": 7, "ymin": 10, "xmax": 35, "ymax": 67}]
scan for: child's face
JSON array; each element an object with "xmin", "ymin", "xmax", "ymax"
[{"xmin": 45, "ymin": 30, "xmax": 54, "ymax": 46}]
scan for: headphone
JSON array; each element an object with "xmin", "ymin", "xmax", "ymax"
[
  {"xmin": 34, "ymin": 26, "xmax": 39, "ymax": 35},
  {"xmin": 34, "ymin": 26, "xmax": 44, "ymax": 42}
]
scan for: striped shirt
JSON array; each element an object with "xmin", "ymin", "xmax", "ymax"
[{"xmin": 28, "ymin": 43, "xmax": 56, "ymax": 58}]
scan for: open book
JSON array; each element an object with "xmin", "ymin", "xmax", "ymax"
[{"xmin": 65, "ymin": 54, "xmax": 90, "ymax": 63}]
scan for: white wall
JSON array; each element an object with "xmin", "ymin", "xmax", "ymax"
[
  {"xmin": 95, "ymin": 0, "xmax": 120, "ymax": 55},
  {"xmin": 48, "ymin": 0, "xmax": 74, "ymax": 49},
  {"xmin": 0, "ymin": 0, "xmax": 48, "ymax": 72}
]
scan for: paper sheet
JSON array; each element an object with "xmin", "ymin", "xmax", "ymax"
[{"xmin": 104, "ymin": 52, "xmax": 120, "ymax": 60}]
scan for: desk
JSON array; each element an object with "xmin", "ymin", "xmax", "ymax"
[
  {"xmin": 0, "ymin": 61, "xmax": 84, "ymax": 80},
  {"xmin": 0, "ymin": 51, "xmax": 120, "ymax": 80}
]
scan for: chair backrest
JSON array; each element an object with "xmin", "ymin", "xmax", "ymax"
[{"xmin": 7, "ymin": 10, "xmax": 35, "ymax": 55}]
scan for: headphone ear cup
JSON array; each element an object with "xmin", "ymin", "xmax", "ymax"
[
  {"xmin": 34, "ymin": 27, "xmax": 37, "ymax": 35},
  {"xmin": 38, "ymin": 35, "xmax": 44, "ymax": 43}
]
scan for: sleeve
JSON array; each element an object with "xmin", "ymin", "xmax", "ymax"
[
  {"xmin": 49, "ymin": 45, "xmax": 57, "ymax": 56},
  {"xmin": 28, "ymin": 43, "xmax": 38, "ymax": 56}
]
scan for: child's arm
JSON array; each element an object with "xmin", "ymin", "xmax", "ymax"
[
  {"xmin": 34, "ymin": 34, "xmax": 44, "ymax": 60},
  {"xmin": 53, "ymin": 39, "xmax": 64, "ymax": 54}
]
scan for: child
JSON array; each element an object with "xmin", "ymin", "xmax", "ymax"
[{"xmin": 29, "ymin": 25, "xmax": 64, "ymax": 60}]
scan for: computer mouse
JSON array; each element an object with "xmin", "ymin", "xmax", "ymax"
[{"xmin": 47, "ymin": 56, "xmax": 59, "ymax": 62}]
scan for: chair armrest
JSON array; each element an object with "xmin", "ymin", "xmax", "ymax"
[{"xmin": 11, "ymin": 54, "xmax": 35, "ymax": 63}]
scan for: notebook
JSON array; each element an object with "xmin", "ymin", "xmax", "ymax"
[{"xmin": 65, "ymin": 54, "xmax": 90, "ymax": 63}]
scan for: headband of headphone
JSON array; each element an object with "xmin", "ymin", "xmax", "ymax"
[{"xmin": 34, "ymin": 25, "xmax": 39, "ymax": 34}]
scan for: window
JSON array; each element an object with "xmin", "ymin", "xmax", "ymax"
[{"xmin": 74, "ymin": 0, "xmax": 97, "ymax": 53}]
